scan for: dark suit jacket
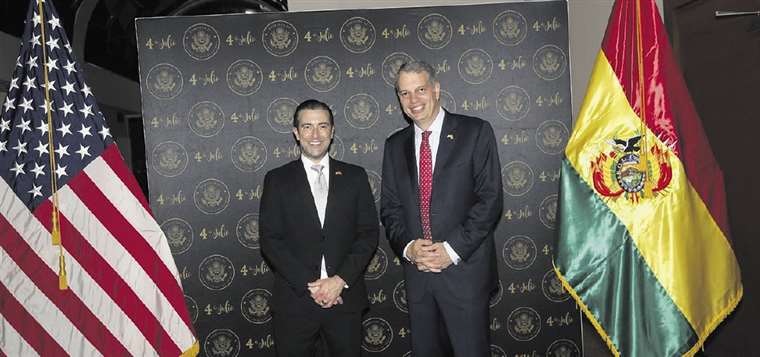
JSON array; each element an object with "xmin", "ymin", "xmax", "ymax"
[
  {"xmin": 380, "ymin": 110, "xmax": 503, "ymax": 302},
  {"xmin": 260, "ymin": 158, "xmax": 379, "ymax": 314}
]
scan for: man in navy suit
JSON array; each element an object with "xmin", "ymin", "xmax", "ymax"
[
  {"xmin": 381, "ymin": 61, "xmax": 503, "ymax": 357},
  {"xmin": 260, "ymin": 99, "xmax": 379, "ymax": 357}
]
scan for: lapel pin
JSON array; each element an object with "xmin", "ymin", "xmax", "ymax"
[
  {"xmin": 447, "ymin": 134, "xmax": 454, "ymax": 140},
  {"xmin": 335, "ymin": 171, "xmax": 343, "ymax": 176}
]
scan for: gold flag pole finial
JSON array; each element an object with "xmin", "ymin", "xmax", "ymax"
[{"xmin": 37, "ymin": 0, "xmax": 67, "ymax": 290}]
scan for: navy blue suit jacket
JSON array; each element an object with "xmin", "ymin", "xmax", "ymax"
[{"xmin": 380, "ymin": 111, "xmax": 503, "ymax": 302}]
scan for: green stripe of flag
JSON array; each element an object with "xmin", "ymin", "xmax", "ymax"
[{"xmin": 556, "ymin": 159, "xmax": 698, "ymax": 356}]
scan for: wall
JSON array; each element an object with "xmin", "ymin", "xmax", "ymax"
[
  {"xmin": 289, "ymin": 0, "xmax": 662, "ymax": 119},
  {"xmin": 665, "ymin": 0, "xmax": 759, "ymax": 355}
]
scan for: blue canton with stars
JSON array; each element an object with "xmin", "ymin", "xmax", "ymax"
[{"xmin": 1, "ymin": 0, "xmax": 114, "ymax": 210}]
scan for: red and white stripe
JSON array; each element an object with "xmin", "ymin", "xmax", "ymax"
[
  {"xmin": 0, "ymin": 145, "xmax": 196, "ymax": 356},
  {"xmin": 0, "ymin": 312, "xmax": 39, "ymax": 357}
]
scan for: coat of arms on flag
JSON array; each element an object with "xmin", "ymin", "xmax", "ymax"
[{"xmin": 590, "ymin": 133, "xmax": 673, "ymax": 203}]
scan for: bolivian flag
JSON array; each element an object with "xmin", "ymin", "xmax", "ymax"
[{"xmin": 554, "ymin": 0, "xmax": 742, "ymax": 356}]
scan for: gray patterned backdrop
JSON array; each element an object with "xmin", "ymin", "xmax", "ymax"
[{"xmin": 136, "ymin": 1, "xmax": 580, "ymax": 356}]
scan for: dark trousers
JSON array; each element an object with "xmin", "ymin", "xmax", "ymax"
[
  {"xmin": 272, "ymin": 307, "xmax": 362, "ymax": 357},
  {"xmin": 408, "ymin": 275, "xmax": 490, "ymax": 357}
]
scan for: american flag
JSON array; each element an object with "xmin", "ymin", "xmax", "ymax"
[{"xmin": 0, "ymin": 1, "xmax": 198, "ymax": 356}]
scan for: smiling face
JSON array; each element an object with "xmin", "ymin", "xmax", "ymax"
[
  {"xmin": 396, "ymin": 70, "xmax": 441, "ymax": 130},
  {"xmin": 293, "ymin": 108, "xmax": 334, "ymax": 163}
]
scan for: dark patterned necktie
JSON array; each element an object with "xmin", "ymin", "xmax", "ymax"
[{"xmin": 419, "ymin": 131, "xmax": 433, "ymax": 240}]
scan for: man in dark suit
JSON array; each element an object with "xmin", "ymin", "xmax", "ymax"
[
  {"xmin": 260, "ymin": 99, "xmax": 379, "ymax": 357},
  {"xmin": 381, "ymin": 61, "xmax": 503, "ymax": 357}
]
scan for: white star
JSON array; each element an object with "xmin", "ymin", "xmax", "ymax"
[
  {"xmin": 56, "ymin": 122, "xmax": 72, "ymax": 137},
  {"xmin": 61, "ymin": 81, "xmax": 76, "ymax": 96},
  {"xmin": 10, "ymin": 162, "xmax": 25, "ymax": 177},
  {"xmin": 26, "ymin": 55, "xmax": 38, "ymax": 69},
  {"xmin": 79, "ymin": 104, "xmax": 93, "ymax": 118},
  {"xmin": 36, "ymin": 120, "xmax": 49, "ymax": 136},
  {"xmin": 3, "ymin": 96, "xmax": 14, "ymax": 113},
  {"xmin": 78, "ymin": 124, "xmax": 92, "ymax": 139},
  {"xmin": 59, "ymin": 102, "xmax": 74, "ymax": 117},
  {"xmin": 0, "ymin": 119, "xmax": 9, "ymax": 133},
  {"xmin": 32, "ymin": 162, "xmax": 45, "ymax": 178},
  {"xmin": 9, "ymin": 77, "xmax": 19, "ymax": 91},
  {"xmin": 23, "ymin": 76, "xmax": 37, "ymax": 91},
  {"xmin": 12, "ymin": 140, "xmax": 28, "ymax": 155},
  {"xmin": 81, "ymin": 84, "xmax": 92, "ymax": 98},
  {"xmin": 19, "ymin": 97, "xmax": 33, "ymax": 113},
  {"xmin": 55, "ymin": 165, "xmax": 67, "ymax": 178},
  {"xmin": 15, "ymin": 118, "xmax": 31, "ymax": 134},
  {"xmin": 48, "ymin": 15, "xmax": 61, "ymax": 31},
  {"xmin": 64, "ymin": 42, "xmax": 73, "ymax": 53},
  {"xmin": 55, "ymin": 143, "xmax": 69, "ymax": 159},
  {"xmin": 30, "ymin": 34, "xmax": 41, "ymax": 48},
  {"xmin": 15, "ymin": 56, "xmax": 21, "ymax": 68},
  {"xmin": 45, "ymin": 57, "xmax": 58, "ymax": 71},
  {"xmin": 0, "ymin": 140, "xmax": 6, "ymax": 153},
  {"xmin": 28, "ymin": 184, "xmax": 43, "ymax": 198},
  {"xmin": 63, "ymin": 60, "xmax": 76, "ymax": 75},
  {"xmin": 31, "ymin": 162, "xmax": 46, "ymax": 178},
  {"xmin": 38, "ymin": 100, "xmax": 52, "ymax": 114},
  {"xmin": 32, "ymin": 13, "xmax": 42, "ymax": 27},
  {"xmin": 76, "ymin": 145, "xmax": 91, "ymax": 159},
  {"xmin": 46, "ymin": 36, "xmax": 60, "ymax": 51},
  {"xmin": 44, "ymin": 80, "xmax": 56, "ymax": 92},
  {"xmin": 34, "ymin": 140, "xmax": 49, "ymax": 156},
  {"xmin": 99, "ymin": 126, "xmax": 111, "ymax": 139}
]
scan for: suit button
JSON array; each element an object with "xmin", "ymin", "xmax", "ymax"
[{"xmin": 321, "ymin": 235, "xmax": 326, "ymax": 241}]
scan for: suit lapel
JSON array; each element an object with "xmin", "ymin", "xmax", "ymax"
[
  {"xmin": 403, "ymin": 128, "xmax": 418, "ymax": 194},
  {"xmin": 323, "ymin": 158, "xmax": 341, "ymax": 233},
  {"xmin": 290, "ymin": 160, "xmax": 323, "ymax": 231},
  {"xmin": 433, "ymin": 111, "xmax": 459, "ymax": 180}
]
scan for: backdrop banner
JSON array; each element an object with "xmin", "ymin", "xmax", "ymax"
[{"xmin": 136, "ymin": 1, "xmax": 579, "ymax": 356}]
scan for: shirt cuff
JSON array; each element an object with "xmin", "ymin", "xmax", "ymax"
[
  {"xmin": 403, "ymin": 241, "xmax": 415, "ymax": 261},
  {"xmin": 443, "ymin": 242, "xmax": 461, "ymax": 265}
]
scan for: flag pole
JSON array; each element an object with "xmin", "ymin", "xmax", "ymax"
[{"xmin": 36, "ymin": 0, "xmax": 67, "ymax": 290}]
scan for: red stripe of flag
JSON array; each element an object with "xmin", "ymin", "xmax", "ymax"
[
  {"xmin": 0, "ymin": 223, "xmax": 67, "ymax": 357},
  {"xmin": 68, "ymin": 169, "xmax": 194, "ymax": 329},
  {"xmin": 34, "ymin": 202, "xmax": 182, "ymax": 357},
  {"xmin": 101, "ymin": 144, "xmax": 152, "ymax": 214},
  {"xmin": 600, "ymin": 0, "xmax": 729, "ymax": 236},
  {"xmin": 0, "ymin": 283, "xmax": 66, "ymax": 357},
  {"xmin": 0, "ymin": 213, "xmax": 129, "ymax": 356}
]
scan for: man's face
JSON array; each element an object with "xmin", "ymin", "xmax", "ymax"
[
  {"xmin": 396, "ymin": 71, "xmax": 441, "ymax": 129},
  {"xmin": 293, "ymin": 108, "xmax": 334, "ymax": 163}
]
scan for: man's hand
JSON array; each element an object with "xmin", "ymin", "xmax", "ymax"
[
  {"xmin": 406, "ymin": 239, "xmax": 433, "ymax": 263},
  {"xmin": 407, "ymin": 240, "xmax": 453, "ymax": 273},
  {"xmin": 415, "ymin": 242, "xmax": 453, "ymax": 272},
  {"xmin": 307, "ymin": 276, "xmax": 346, "ymax": 308}
]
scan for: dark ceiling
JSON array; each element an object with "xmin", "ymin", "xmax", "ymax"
[{"xmin": 0, "ymin": 0, "xmax": 287, "ymax": 81}]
